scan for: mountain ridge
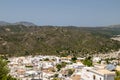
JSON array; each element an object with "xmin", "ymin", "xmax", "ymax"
[
  {"xmin": 1, "ymin": 21, "xmax": 120, "ymax": 28},
  {"xmin": 0, "ymin": 24, "xmax": 120, "ymax": 57},
  {"xmin": 0, "ymin": 21, "xmax": 36, "ymax": 26},
  {"xmin": 0, "ymin": 21, "xmax": 11, "ymax": 26}
]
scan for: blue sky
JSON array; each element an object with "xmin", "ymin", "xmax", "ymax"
[{"xmin": 0, "ymin": 0, "xmax": 120, "ymax": 26}]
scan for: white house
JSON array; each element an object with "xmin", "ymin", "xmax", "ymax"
[
  {"xmin": 93, "ymin": 57, "xmax": 101, "ymax": 63},
  {"xmin": 81, "ymin": 67, "xmax": 115, "ymax": 80}
]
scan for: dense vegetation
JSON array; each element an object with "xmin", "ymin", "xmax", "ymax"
[
  {"xmin": 0, "ymin": 57, "xmax": 17, "ymax": 80},
  {"xmin": 56, "ymin": 62, "xmax": 67, "ymax": 71},
  {"xmin": 115, "ymin": 71, "xmax": 120, "ymax": 80},
  {"xmin": 82, "ymin": 56, "xmax": 93, "ymax": 67},
  {"xmin": 0, "ymin": 25, "xmax": 120, "ymax": 57}
]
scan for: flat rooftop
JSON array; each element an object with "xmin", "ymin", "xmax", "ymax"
[
  {"xmin": 84, "ymin": 67, "xmax": 115, "ymax": 76},
  {"xmin": 96, "ymin": 69, "xmax": 115, "ymax": 75}
]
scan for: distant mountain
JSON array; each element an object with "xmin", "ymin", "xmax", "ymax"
[
  {"xmin": 14, "ymin": 21, "xmax": 36, "ymax": 26},
  {"xmin": 0, "ymin": 21, "xmax": 11, "ymax": 26},
  {"xmin": 108, "ymin": 24, "xmax": 120, "ymax": 28},
  {"xmin": 0, "ymin": 21, "xmax": 37, "ymax": 26}
]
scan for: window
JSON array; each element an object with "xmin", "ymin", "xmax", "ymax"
[{"xmin": 93, "ymin": 75, "xmax": 96, "ymax": 80}]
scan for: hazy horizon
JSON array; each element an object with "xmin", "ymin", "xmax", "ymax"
[{"xmin": 0, "ymin": 0, "xmax": 120, "ymax": 26}]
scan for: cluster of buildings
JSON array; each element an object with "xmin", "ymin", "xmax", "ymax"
[{"xmin": 8, "ymin": 55, "xmax": 120, "ymax": 80}]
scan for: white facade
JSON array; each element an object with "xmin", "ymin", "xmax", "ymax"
[
  {"xmin": 93, "ymin": 57, "xmax": 101, "ymax": 63},
  {"xmin": 81, "ymin": 67, "xmax": 115, "ymax": 80}
]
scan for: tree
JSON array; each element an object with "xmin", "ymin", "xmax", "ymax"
[
  {"xmin": 53, "ymin": 74, "xmax": 58, "ymax": 78},
  {"xmin": 44, "ymin": 58, "xmax": 49, "ymax": 61},
  {"xmin": 7, "ymin": 75, "xmax": 17, "ymax": 80},
  {"xmin": 67, "ymin": 69, "xmax": 74, "ymax": 76},
  {"xmin": 56, "ymin": 64, "xmax": 62, "ymax": 71},
  {"xmin": 105, "ymin": 58, "xmax": 110, "ymax": 64},
  {"xmin": 0, "ymin": 57, "xmax": 17, "ymax": 80},
  {"xmin": 115, "ymin": 71, "xmax": 120, "ymax": 80},
  {"xmin": 56, "ymin": 62, "xmax": 67, "ymax": 71},
  {"xmin": 61, "ymin": 62, "xmax": 67, "ymax": 67},
  {"xmin": 52, "ymin": 78, "xmax": 61, "ymax": 80},
  {"xmin": 118, "ymin": 53, "xmax": 120, "ymax": 65},
  {"xmin": 71, "ymin": 56, "xmax": 77, "ymax": 63},
  {"xmin": 82, "ymin": 56, "xmax": 93, "ymax": 67},
  {"xmin": 0, "ymin": 57, "xmax": 9, "ymax": 79}
]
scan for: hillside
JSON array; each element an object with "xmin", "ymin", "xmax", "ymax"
[{"xmin": 0, "ymin": 25, "xmax": 120, "ymax": 57}]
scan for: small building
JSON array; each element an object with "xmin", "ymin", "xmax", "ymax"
[
  {"xmin": 116, "ymin": 66, "xmax": 120, "ymax": 71},
  {"xmin": 93, "ymin": 57, "xmax": 101, "ymax": 63},
  {"xmin": 81, "ymin": 67, "xmax": 115, "ymax": 80}
]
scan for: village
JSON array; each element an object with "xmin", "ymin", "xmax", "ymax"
[{"xmin": 8, "ymin": 53, "xmax": 120, "ymax": 80}]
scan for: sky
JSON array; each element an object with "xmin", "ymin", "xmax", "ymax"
[{"xmin": 0, "ymin": 0, "xmax": 120, "ymax": 26}]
